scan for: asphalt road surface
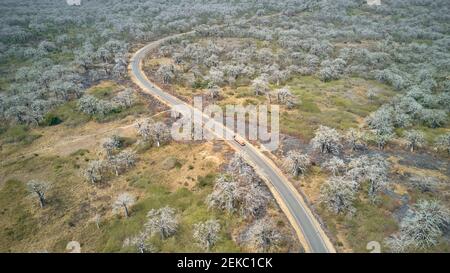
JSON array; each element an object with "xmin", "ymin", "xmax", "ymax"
[{"xmin": 129, "ymin": 36, "xmax": 335, "ymax": 253}]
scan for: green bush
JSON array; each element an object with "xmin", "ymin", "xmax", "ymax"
[{"xmin": 42, "ymin": 113, "xmax": 63, "ymax": 126}]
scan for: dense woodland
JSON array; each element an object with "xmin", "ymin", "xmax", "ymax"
[{"xmin": 0, "ymin": 0, "xmax": 449, "ymax": 253}]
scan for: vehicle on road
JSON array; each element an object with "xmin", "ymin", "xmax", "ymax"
[{"xmin": 233, "ymin": 135, "xmax": 246, "ymax": 146}]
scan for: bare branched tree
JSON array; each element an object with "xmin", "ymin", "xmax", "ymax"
[
  {"xmin": 399, "ymin": 200, "xmax": 449, "ymax": 249},
  {"xmin": 207, "ymin": 174, "xmax": 239, "ymax": 214},
  {"xmin": 103, "ymin": 135, "xmax": 121, "ymax": 157},
  {"xmin": 282, "ymin": 150, "xmax": 310, "ymax": 176},
  {"xmin": 83, "ymin": 160, "xmax": 105, "ymax": 184},
  {"xmin": 320, "ymin": 177, "xmax": 357, "ymax": 215},
  {"xmin": 435, "ymin": 133, "xmax": 450, "ymax": 154},
  {"xmin": 404, "ymin": 130, "xmax": 425, "ymax": 152},
  {"xmin": 108, "ymin": 150, "xmax": 136, "ymax": 176},
  {"xmin": 145, "ymin": 206, "xmax": 178, "ymax": 239},
  {"xmin": 27, "ymin": 180, "xmax": 51, "ymax": 208},
  {"xmin": 123, "ymin": 231, "xmax": 156, "ymax": 253},
  {"xmin": 321, "ymin": 156, "xmax": 345, "ymax": 176},
  {"xmin": 241, "ymin": 217, "xmax": 282, "ymax": 253},
  {"xmin": 113, "ymin": 193, "xmax": 136, "ymax": 218},
  {"xmin": 310, "ymin": 125, "xmax": 342, "ymax": 155},
  {"xmin": 193, "ymin": 219, "xmax": 221, "ymax": 251}
]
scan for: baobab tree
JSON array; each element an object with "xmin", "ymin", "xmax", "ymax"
[
  {"xmin": 145, "ymin": 206, "xmax": 178, "ymax": 239},
  {"xmin": 320, "ymin": 177, "xmax": 357, "ymax": 215},
  {"xmin": 251, "ymin": 75, "xmax": 269, "ymax": 96},
  {"xmin": 113, "ymin": 193, "xmax": 136, "ymax": 218},
  {"xmin": 310, "ymin": 125, "xmax": 342, "ymax": 155},
  {"xmin": 193, "ymin": 219, "xmax": 221, "ymax": 251},
  {"xmin": 114, "ymin": 88, "xmax": 136, "ymax": 108},
  {"xmin": 242, "ymin": 217, "xmax": 282, "ymax": 253},
  {"xmin": 207, "ymin": 170, "xmax": 269, "ymax": 219},
  {"xmin": 384, "ymin": 233, "xmax": 412, "ymax": 253},
  {"xmin": 237, "ymin": 183, "xmax": 270, "ymax": 219},
  {"xmin": 346, "ymin": 155, "xmax": 389, "ymax": 199},
  {"xmin": 102, "ymin": 135, "xmax": 121, "ymax": 157},
  {"xmin": 226, "ymin": 153, "xmax": 258, "ymax": 184},
  {"xmin": 108, "ymin": 150, "xmax": 136, "ymax": 176},
  {"xmin": 435, "ymin": 133, "xmax": 450, "ymax": 154},
  {"xmin": 282, "ymin": 150, "xmax": 311, "ymax": 176},
  {"xmin": 27, "ymin": 180, "xmax": 51, "ymax": 208},
  {"xmin": 321, "ymin": 156, "xmax": 345, "ymax": 176},
  {"xmin": 207, "ymin": 174, "xmax": 239, "ymax": 214},
  {"xmin": 390, "ymin": 200, "xmax": 449, "ymax": 250},
  {"xmin": 345, "ymin": 128, "xmax": 364, "ymax": 151},
  {"xmin": 207, "ymin": 85, "xmax": 221, "ymax": 100},
  {"xmin": 156, "ymin": 64, "xmax": 175, "ymax": 84},
  {"xmin": 149, "ymin": 122, "xmax": 171, "ymax": 147},
  {"xmin": 124, "ymin": 231, "xmax": 156, "ymax": 253},
  {"xmin": 404, "ymin": 130, "xmax": 425, "ymax": 152},
  {"xmin": 275, "ymin": 87, "xmax": 297, "ymax": 109},
  {"xmin": 83, "ymin": 160, "xmax": 105, "ymax": 184},
  {"xmin": 135, "ymin": 119, "xmax": 171, "ymax": 147},
  {"xmin": 365, "ymin": 155, "xmax": 390, "ymax": 199}
]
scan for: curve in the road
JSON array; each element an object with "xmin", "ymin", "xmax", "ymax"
[{"xmin": 129, "ymin": 34, "xmax": 336, "ymax": 253}]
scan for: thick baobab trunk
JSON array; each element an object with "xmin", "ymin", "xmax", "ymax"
[
  {"xmin": 123, "ymin": 204, "xmax": 129, "ymax": 218},
  {"xmin": 38, "ymin": 194, "xmax": 45, "ymax": 208}
]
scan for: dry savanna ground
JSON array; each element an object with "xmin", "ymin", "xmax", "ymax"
[{"xmin": 0, "ymin": 80, "xmax": 299, "ymax": 253}]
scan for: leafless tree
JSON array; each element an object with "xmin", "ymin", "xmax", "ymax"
[
  {"xmin": 282, "ymin": 150, "xmax": 310, "ymax": 176},
  {"xmin": 108, "ymin": 150, "xmax": 136, "ymax": 176},
  {"xmin": 135, "ymin": 119, "xmax": 171, "ymax": 147},
  {"xmin": 384, "ymin": 233, "xmax": 412, "ymax": 253},
  {"xmin": 275, "ymin": 87, "xmax": 297, "ymax": 109},
  {"xmin": 114, "ymin": 88, "xmax": 136, "ymax": 108},
  {"xmin": 310, "ymin": 125, "xmax": 342, "ymax": 155},
  {"xmin": 321, "ymin": 156, "xmax": 345, "ymax": 176},
  {"xmin": 27, "ymin": 180, "xmax": 51, "ymax": 208},
  {"xmin": 113, "ymin": 193, "xmax": 136, "ymax": 218},
  {"xmin": 251, "ymin": 75, "xmax": 269, "ymax": 96},
  {"xmin": 404, "ymin": 130, "xmax": 425, "ymax": 152},
  {"xmin": 103, "ymin": 135, "xmax": 121, "ymax": 157},
  {"xmin": 207, "ymin": 85, "xmax": 221, "ymax": 100},
  {"xmin": 241, "ymin": 217, "xmax": 282, "ymax": 253},
  {"xmin": 123, "ymin": 231, "xmax": 156, "ymax": 253},
  {"xmin": 83, "ymin": 160, "xmax": 105, "ymax": 184},
  {"xmin": 145, "ymin": 206, "xmax": 178, "ymax": 239},
  {"xmin": 207, "ymin": 174, "xmax": 239, "ymax": 214},
  {"xmin": 193, "ymin": 219, "xmax": 221, "ymax": 251},
  {"xmin": 320, "ymin": 176, "xmax": 358, "ymax": 215},
  {"xmin": 237, "ymin": 183, "xmax": 270, "ymax": 219},
  {"xmin": 435, "ymin": 133, "xmax": 450, "ymax": 154},
  {"xmin": 399, "ymin": 200, "xmax": 449, "ymax": 249},
  {"xmin": 156, "ymin": 64, "xmax": 175, "ymax": 84},
  {"xmin": 345, "ymin": 128, "xmax": 364, "ymax": 151},
  {"xmin": 346, "ymin": 155, "xmax": 389, "ymax": 200}
]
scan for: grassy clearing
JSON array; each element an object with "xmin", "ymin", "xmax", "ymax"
[
  {"xmin": 0, "ymin": 137, "xmax": 246, "ymax": 252},
  {"xmin": 0, "ymin": 180, "xmax": 38, "ymax": 252},
  {"xmin": 86, "ymin": 81, "xmax": 123, "ymax": 100},
  {"xmin": 0, "ymin": 125, "xmax": 41, "ymax": 145},
  {"xmin": 280, "ymin": 76, "xmax": 394, "ymax": 140},
  {"xmin": 98, "ymin": 184, "xmax": 243, "ymax": 253}
]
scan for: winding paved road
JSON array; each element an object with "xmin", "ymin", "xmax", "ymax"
[{"xmin": 129, "ymin": 33, "xmax": 336, "ymax": 253}]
